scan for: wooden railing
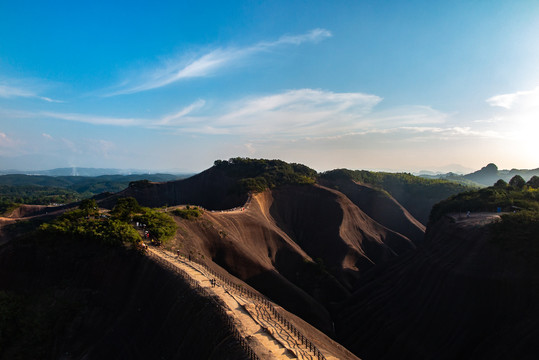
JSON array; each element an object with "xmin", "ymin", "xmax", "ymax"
[
  {"xmin": 147, "ymin": 251, "xmax": 260, "ymax": 360},
  {"xmin": 154, "ymin": 250, "xmax": 327, "ymax": 360}
]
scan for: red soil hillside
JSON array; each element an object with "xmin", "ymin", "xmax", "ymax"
[
  {"xmin": 319, "ymin": 176, "xmax": 425, "ymax": 243},
  {"xmin": 163, "ymin": 184, "xmax": 415, "ymax": 333}
]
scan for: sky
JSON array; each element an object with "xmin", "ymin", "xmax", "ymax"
[{"xmin": 1, "ymin": 0, "xmax": 538, "ymax": 173}]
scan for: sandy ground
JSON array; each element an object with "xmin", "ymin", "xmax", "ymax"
[{"xmin": 149, "ymin": 248, "xmax": 346, "ymax": 360}]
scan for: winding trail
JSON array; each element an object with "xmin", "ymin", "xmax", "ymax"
[{"xmin": 148, "ymin": 247, "xmax": 333, "ymax": 360}]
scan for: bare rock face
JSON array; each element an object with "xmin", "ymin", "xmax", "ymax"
[
  {"xmin": 333, "ymin": 215, "xmax": 539, "ymax": 360},
  {"xmin": 161, "ymin": 184, "xmax": 415, "ymax": 334}
]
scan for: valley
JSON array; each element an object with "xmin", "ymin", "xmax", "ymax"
[{"xmin": 1, "ymin": 158, "xmax": 538, "ymax": 359}]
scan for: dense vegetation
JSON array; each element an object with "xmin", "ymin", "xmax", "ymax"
[
  {"xmin": 39, "ymin": 197, "xmax": 177, "ymax": 246},
  {"xmin": 320, "ymin": 168, "xmax": 476, "ymax": 223},
  {"xmin": 214, "ymin": 158, "xmax": 317, "ymax": 192},
  {"xmin": 0, "ymin": 185, "xmax": 80, "ymax": 215},
  {"xmin": 430, "ymin": 176, "xmax": 539, "ymax": 222},
  {"xmin": 431, "ymin": 176, "xmax": 539, "ymax": 259},
  {"xmin": 0, "ymin": 174, "xmax": 184, "ymax": 210}
]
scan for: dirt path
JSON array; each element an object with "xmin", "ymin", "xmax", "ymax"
[{"xmin": 148, "ymin": 248, "xmax": 332, "ymax": 360}]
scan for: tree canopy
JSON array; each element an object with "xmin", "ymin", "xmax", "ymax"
[
  {"xmin": 214, "ymin": 157, "xmax": 317, "ymax": 192},
  {"xmin": 509, "ymin": 175, "xmax": 526, "ymax": 189},
  {"xmin": 527, "ymin": 175, "xmax": 539, "ymax": 189}
]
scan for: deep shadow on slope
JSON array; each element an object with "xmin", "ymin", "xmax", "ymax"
[
  {"xmin": 0, "ymin": 236, "xmax": 248, "ymax": 360},
  {"xmin": 269, "ymin": 185, "xmax": 415, "ymax": 286},
  {"xmin": 333, "ymin": 215, "xmax": 539, "ymax": 360},
  {"xmin": 318, "ymin": 177, "xmax": 425, "ymax": 243},
  {"xmin": 99, "ymin": 167, "xmax": 247, "ymax": 210},
  {"xmin": 164, "ymin": 185, "xmax": 415, "ymax": 335}
]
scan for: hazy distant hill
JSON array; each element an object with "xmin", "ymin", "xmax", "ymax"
[
  {"xmin": 420, "ymin": 163, "xmax": 539, "ymax": 187},
  {"xmin": 0, "ymin": 167, "xmax": 191, "ymax": 177},
  {"xmin": 0, "ymin": 173, "xmax": 191, "ymax": 210},
  {"xmin": 464, "ymin": 163, "xmax": 539, "ymax": 186}
]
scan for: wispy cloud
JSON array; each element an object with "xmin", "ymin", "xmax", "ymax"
[
  {"xmin": 486, "ymin": 86, "xmax": 539, "ymax": 110},
  {"xmin": 108, "ymin": 29, "xmax": 332, "ymax": 95},
  {"xmin": 203, "ymin": 89, "xmax": 381, "ymax": 136},
  {"xmin": 14, "ymin": 88, "xmax": 457, "ymax": 141},
  {"xmin": 485, "ymin": 85, "xmax": 539, "ymax": 151},
  {"xmin": 0, "ymin": 84, "xmax": 62, "ymax": 103},
  {"xmin": 157, "ymin": 99, "xmax": 206, "ymax": 125},
  {"xmin": 40, "ymin": 111, "xmax": 142, "ymax": 126}
]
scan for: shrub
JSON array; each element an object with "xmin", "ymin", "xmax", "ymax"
[
  {"xmin": 110, "ymin": 197, "xmax": 142, "ymax": 221},
  {"xmin": 172, "ymin": 206, "xmax": 203, "ymax": 220},
  {"xmin": 79, "ymin": 198, "xmax": 98, "ymax": 216},
  {"xmin": 134, "ymin": 208, "xmax": 177, "ymax": 243},
  {"xmin": 39, "ymin": 212, "xmax": 142, "ymax": 246}
]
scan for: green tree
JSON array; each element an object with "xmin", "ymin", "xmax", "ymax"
[
  {"xmin": 111, "ymin": 197, "xmax": 141, "ymax": 221},
  {"xmin": 493, "ymin": 179, "xmax": 508, "ymax": 188},
  {"xmin": 134, "ymin": 208, "xmax": 177, "ymax": 243},
  {"xmin": 509, "ymin": 175, "xmax": 526, "ymax": 189},
  {"xmin": 79, "ymin": 198, "xmax": 98, "ymax": 216},
  {"xmin": 527, "ymin": 175, "xmax": 539, "ymax": 189}
]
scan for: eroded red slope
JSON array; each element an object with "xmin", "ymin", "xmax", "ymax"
[{"xmin": 165, "ymin": 184, "xmax": 415, "ymax": 332}]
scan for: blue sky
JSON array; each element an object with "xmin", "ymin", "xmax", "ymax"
[{"xmin": 1, "ymin": 0, "xmax": 538, "ymax": 173}]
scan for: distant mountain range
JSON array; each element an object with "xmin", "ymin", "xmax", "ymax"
[
  {"xmin": 419, "ymin": 163, "xmax": 539, "ymax": 187},
  {"xmin": 3, "ymin": 163, "xmax": 538, "ymax": 187},
  {"xmin": 0, "ymin": 167, "xmax": 192, "ymax": 177}
]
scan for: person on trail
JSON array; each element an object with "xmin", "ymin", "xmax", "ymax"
[{"xmin": 176, "ymin": 250, "xmax": 180, "ymax": 258}]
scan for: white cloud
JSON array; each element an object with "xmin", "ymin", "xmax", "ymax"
[
  {"xmin": 108, "ymin": 28, "xmax": 332, "ymax": 95},
  {"xmin": 0, "ymin": 84, "xmax": 33, "ymax": 98},
  {"xmin": 206, "ymin": 89, "xmax": 381, "ymax": 137},
  {"xmin": 0, "ymin": 84, "xmax": 62, "ymax": 103},
  {"xmin": 156, "ymin": 90, "xmax": 459, "ymax": 140},
  {"xmin": 42, "ymin": 133, "xmax": 53, "ymax": 140},
  {"xmin": 40, "ymin": 111, "xmax": 142, "ymax": 126},
  {"xmin": 486, "ymin": 86, "xmax": 539, "ymax": 110},
  {"xmin": 485, "ymin": 86, "xmax": 539, "ymax": 159},
  {"xmin": 27, "ymin": 88, "xmax": 459, "ymax": 142},
  {"xmin": 157, "ymin": 99, "xmax": 206, "ymax": 125}
]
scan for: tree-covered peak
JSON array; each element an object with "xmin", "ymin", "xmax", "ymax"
[{"xmin": 212, "ymin": 157, "xmax": 317, "ymax": 192}]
